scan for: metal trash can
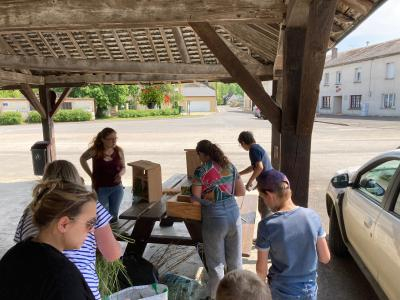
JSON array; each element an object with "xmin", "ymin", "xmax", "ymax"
[{"xmin": 31, "ymin": 141, "xmax": 50, "ymax": 176}]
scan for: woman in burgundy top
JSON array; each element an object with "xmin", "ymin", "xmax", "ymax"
[{"xmin": 80, "ymin": 127, "xmax": 126, "ymax": 222}]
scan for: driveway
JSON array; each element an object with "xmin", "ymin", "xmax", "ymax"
[{"xmin": 1, "ymin": 107, "xmax": 399, "ymax": 299}]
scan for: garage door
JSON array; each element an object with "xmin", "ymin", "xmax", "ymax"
[{"xmin": 189, "ymin": 101, "xmax": 211, "ymax": 112}]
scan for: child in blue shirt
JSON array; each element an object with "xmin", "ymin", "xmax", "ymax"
[{"xmin": 255, "ymin": 170, "xmax": 330, "ymax": 300}]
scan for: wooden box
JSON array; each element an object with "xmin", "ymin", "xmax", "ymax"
[
  {"xmin": 166, "ymin": 194, "xmax": 201, "ymax": 221},
  {"xmin": 184, "ymin": 149, "xmax": 202, "ymax": 179},
  {"xmin": 128, "ymin": 160, "xmax": 162, "ymax": 203}
]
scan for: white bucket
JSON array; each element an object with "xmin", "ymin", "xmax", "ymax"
[{"xmin": 107, "ymin": 284, "xmax": 168, "ymax": 300}]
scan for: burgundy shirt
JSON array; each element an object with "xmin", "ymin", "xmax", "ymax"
[{"xmin": 92, "ymin": 149, "xmax": 123, "ymax": 190}]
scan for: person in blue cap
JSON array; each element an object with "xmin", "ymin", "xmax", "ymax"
[{"xmin": 255, "ymin": 169, "xmax": 331, "ymax": 300}]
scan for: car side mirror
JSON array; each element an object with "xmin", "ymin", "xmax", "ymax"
[{"xmin": 331, "ymin": 174, "xmax": 350, "ymax": 188}]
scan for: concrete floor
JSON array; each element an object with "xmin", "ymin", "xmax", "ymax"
[{"xmin": 1, "ymin": 106, "xmax": 399, "ymax": 299}]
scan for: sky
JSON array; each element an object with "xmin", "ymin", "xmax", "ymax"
[{"xmin": 336, "ymin": 0, "xmax": 400, "ymax": 51}]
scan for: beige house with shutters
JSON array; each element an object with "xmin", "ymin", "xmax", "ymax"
[
  {"xmin": 0, "ymin": 98, "xmax": 95, "ymax": 118},
  {"xmin": 318, "ymin": 39, "xmax": 400, "ymax": 117}
]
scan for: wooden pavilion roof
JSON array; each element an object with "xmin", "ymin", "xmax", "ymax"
[{"xmin": 0, "ymin": 0, "xmax": 387, "ymax": 88}]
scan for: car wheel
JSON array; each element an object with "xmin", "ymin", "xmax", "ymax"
[{"xmin": 329, "ymin": 206, "xmax": 348, "ymax": 257}]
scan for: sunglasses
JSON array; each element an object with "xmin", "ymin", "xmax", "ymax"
[{"xmin": 70, "ymin": 217, "xmax": 97, "ymax": 231}]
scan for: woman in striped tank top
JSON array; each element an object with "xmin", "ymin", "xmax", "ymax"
[{"xmin": 14, "ymin": 160, "xmax": 121, "ymax": 300}]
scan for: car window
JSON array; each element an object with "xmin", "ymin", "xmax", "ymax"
[
  {"xmin": 358, "ymin": 159, "xmax": 400, "ymax": 204},
  {"xmin": 394, "ymin": 193, "xmax": 400, "ymax": 217}
]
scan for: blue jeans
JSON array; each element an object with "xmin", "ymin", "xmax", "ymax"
[
  {"xmin": 201, "ymin": 197, "xmax": 242, "ymax": 299},
  {"xmin": 97, "ymin": 184, "xmax": 124, "ymax": 222},
  {"xmin": 270, "ymin": 280, "xmax": 318, "ymax": 300}
]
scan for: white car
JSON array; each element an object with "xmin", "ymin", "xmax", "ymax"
[{"xmin": 326, "ymin": 149, "xmax": 400, "ymax": 300}]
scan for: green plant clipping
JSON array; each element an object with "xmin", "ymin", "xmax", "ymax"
[
  {"xmin": 0, "ymin": 111, "xmax": 23, "ymax": 125},
  {"xmin": 96, "ymin": 255, "xmax": 132, "ymax": 299}
]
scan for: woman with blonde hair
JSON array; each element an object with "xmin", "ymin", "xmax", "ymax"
[
  {"xmin": 1, "ymin": 180, "xmax": 97, "ymax": 299},
  {"xmin": 14, "ymin": 160, "xmax": 121, "ymax": 300},
  {"xmin": 81, "ymin": 127, "xmax": 126, "ymax": 222}
]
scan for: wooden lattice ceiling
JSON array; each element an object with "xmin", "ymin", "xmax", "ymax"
[{"xmin": 0, "ymin": 0, "xmax": 387, "ymax": 88}]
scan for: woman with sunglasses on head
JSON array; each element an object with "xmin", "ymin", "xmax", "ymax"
[
  {"xmin": 14, "ymin": 160, "xmax": 121, "ymax": 300},
  {"xmin": 1, "ymin": 180, "xmax": 97, "ymax": 300},
  {"xmin": 191, "ymin": 140, "xmax": 246, "ymax": 299},
  {"xmin": 80, "ymin": 127, "xmax": 126, "ymax": 222}
]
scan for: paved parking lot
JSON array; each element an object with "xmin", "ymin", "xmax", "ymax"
[{"xmin": 1, "ymin": 107, "xmax": 399, "ymax": 299}]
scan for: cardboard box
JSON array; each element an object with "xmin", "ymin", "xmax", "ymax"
[
  {"xmin": 128, "ymin": 160, "xmax": 162, "ymax": 203},
  {"xmin": 166, "ymin": 194, "xmax": 201, "ymax": 221},
  {"xmin": 184, "ymin": 149, "xmax": 202, "ymax": 179}
]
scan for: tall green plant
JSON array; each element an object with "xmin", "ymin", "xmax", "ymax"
[{"xmin": 139, "ymin": 85, "xmax": 164, "ymax": 108}]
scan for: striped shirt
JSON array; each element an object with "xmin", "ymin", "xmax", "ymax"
[{"xmin": 14, "ymin": 201, "xmax": 112, "ymax": 300}]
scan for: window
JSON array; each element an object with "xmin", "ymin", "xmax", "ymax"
[
  {"xmin": 324, "ymin": 73, "xmax": 330, "ymax": 85},
  {"xmin": 382, "ymin": 93, "xmax": 396, "ymax": 109},
  {"xmin": 394, "ymin": 192, "xmax": 400, "ymax": 217},
  {"xmin": 386, "ymin": 63, "xmax": 395, "ymax": 79},
  {"xmin": 350, "ymin": 95, "xmax": 362, "ymax": 110},
  {"xmin": 354, "ymin": 67, "xmax": 361, "ymax": 82},
  {"xmin": 61, "ymin": 102, "xmax": 72, "ymax": 110},
  {"xmin": 321, "ymin": 96, "xmax": 331, "ymax": 109},
  {"xmin": 358, "ymin": 159, "xmax": 400, "ymax": 204},
  {"xmin": 336, "ymin": 71, "xmax": 342, "ymax": 84}
]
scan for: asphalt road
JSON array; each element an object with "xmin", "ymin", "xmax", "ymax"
[{"xmin": 1, "ymin": 107, "xmax": 399, "ymax": 299}]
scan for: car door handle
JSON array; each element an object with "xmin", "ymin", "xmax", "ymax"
[{"xmin": 363, "ymin": 218, "xmax": 373, "ymax": 229}]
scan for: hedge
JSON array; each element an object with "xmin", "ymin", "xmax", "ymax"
[
  {"xmin": 0, "ymin": 111, "xmax": 23, "ymax": 125},
  {"xmin": 26, "ymin": 111, "xmax": 41, "ymax": 123},
  {"xmin": 118, "ymin": 108, "xmax": 179, "ymax": 118},
  {"xmin": 53, "ymin": 109, "xmax": 92, "ymax": 122}
]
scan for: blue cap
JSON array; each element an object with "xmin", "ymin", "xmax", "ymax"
[{"xmin": 257, "ymin": 169, "xmax": 290, "ymax": 192}]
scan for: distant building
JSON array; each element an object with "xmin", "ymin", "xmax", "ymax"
[
  {"xmin": 318, "ymin": 39, "xmax": 400, "ymax": 117},
  {"xmin": 181, "ymin": 83, "xmax": 217, "ymax": 112},
  {"xmin": 0, "ymin": 98, "xmax": 95, "ymax": 118},
  {"xmin": 243, "ymin": 81, "xmax": 273, "ymax": 112}
]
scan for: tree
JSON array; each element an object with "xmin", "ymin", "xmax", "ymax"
[{"xmin": 211, "ymin": 82, "xmax": 244, "ymax": 104}]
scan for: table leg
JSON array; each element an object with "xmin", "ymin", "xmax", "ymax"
[
  {"xmin": 184, "ymin": 220, "xmax": 207, "ymax": 270},
  {"xmin": 124, "ymin": 218, "xmax": 156, "ymax": 257}
]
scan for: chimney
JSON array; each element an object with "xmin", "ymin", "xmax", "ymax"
[{"xmin": 331, "ymin": 47, "xmax": 338, "ymax": 60}]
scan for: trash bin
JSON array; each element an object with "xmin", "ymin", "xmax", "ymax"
[{"xmin": 31, "ymin": 141, "xmax": 50, "ymax": 176}]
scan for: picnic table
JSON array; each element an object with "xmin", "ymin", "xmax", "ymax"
[{"xmin": 117, "ymin": 174, "xmax": 258, "ymax": 262}]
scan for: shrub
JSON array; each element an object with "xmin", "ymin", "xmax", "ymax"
[
  {"xmin": 0, "ymin": 111, "xmax": 23, "ymax": 125},
  {"xmin": 26, "ymin": 111, "xmax": 42, "ymax": 123},
  {"xmin": 117, "ymin": 108, "xmax": 179, "ymax": 118},
  {"xmin": 53, "ymin": 109, "xmax": 92, "ymax": 122}
]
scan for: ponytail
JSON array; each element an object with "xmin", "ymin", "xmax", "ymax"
[{"xmin": 196, "ymin": 139, "xmax": 230, "ymax": 168}]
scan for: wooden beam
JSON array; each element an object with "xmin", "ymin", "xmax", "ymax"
[
  {"xmin": 66, "ymin": 32, "xmax": 86, "ymax": 58},
  {"xmin": 44, "ymin": 66, "xmax": 272, "ymax": 85},
  {"xmin": 145, "ymin": 29, "xmax": 159, "ymax": 63},
  {"xmin": 0, "ymin": 70, "xmax": 44, "ymax": 85},
  {"xmin": 0, "ymin": 0, "xmax": 284, "ymax": 32},
  {"xmin": 38, "ymin": 32, "xmax": 59, "ymax": 58},
  {"xmin": 273, "ymin": 26, "xmax": 284, "ymax": 78},
  {"xmin": 0, "ymin": 53, "xmax": 272, "ymax": 76},
  {"xmin": 341, "ymin": 0, "xmax": 373, "ymax": 15},
  {"xmin": 285, "ymin": 0, "xmax": 311, "ymax": 27},
  {"xmin": 190, "ymin": 22, "xmax": 281, "ymax": 130},
  {"xmin": 112, "ymin": 30, "xmax": 130, "ymax": 60},
  {"xmin": 194, "ymin": 34, "xmax": 205, "ymax": 64},
  {"xmin": 222, "ymin": 24, "xmax": 278, "ymax": 61},
  {"xmin": 19, "ymin": 83, "xmax": 46, "ymax": 118},
  {"xmin": 39, "ymin": 87, "xmax": 56, "ymax": 161},
  {"xmin": 50, "ymin": 87, "xmax": 71, "ymax": 117},
  {"xmin": 96, "ymin": 30, "xmax": 113, "ymax": 59},
  {"xmin": 159, "ymin": 28, "xmax": 175, "ymax": 63},
  {"xmin": 296, "ymin": 0, "xmax": 338, "ymax": 135},
  {"xmin": 81, "ymin": 32, "xmax": 99, "ymax": 59},
  {"xmin": 172, "ymin": 27, "xmax": 191, "ymax": 63}
]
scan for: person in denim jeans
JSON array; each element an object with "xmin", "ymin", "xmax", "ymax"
[
  {"xmin": 191, "ymin": 140, "xmax": 246, "ymax": 299},
  {"xmin": 255, "ymin": 170, "xmax": 331, "ymax": 300},
  {"xmin": 80, "ymin": 127, "xmax": 126, "ymax": 222}
]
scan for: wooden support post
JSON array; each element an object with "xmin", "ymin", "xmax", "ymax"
[
  {"xmin": 281, "ymin": 0, "xmax": 337, "ymax": 207},
  {"xmin": 271, "ymin": 80, "xmax": 281, "ymax": 169},
  {"xmin": 39, "ymin": 86, "xmax": 56, "ymax": 162},
  {"xmin": 50, "ymin": 87, "xmax": 72, "ymax": 117}
]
